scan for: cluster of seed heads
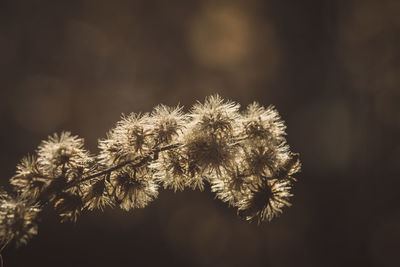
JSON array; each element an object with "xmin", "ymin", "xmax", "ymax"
[{"xmin": 0, "ymin": 95, "xmax": 301, "ymax": 248}]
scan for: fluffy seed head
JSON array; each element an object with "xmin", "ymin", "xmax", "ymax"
[
  {"xmin": 150, "ymin": 149, "xmax": 188, "ymax": 192},
  {"xmin": 242, "ymin": 103, "xmax": 286, "ymax": 143},
  {"xmin": 82, "ymin": 178, "xmax": 114, "ymax": 210},
  {"xmin": 211, "ymin": 163, "xmax": 252, "ymax": 206},
  {"xmin": 190, "ymin": 94, "xmax": 240, "ymax": 135},
  {"xmin": 238, "ymin": 179, "xmax": 293, "ymax": 223},
  {"xmin": 148, "ymin": 105, "xmax": 187, "ymax": 145},
  {"xmin": 0, "ymin": 192, "xmax": 40, "ymax": 246},
  {"xmin": 184, "ymin": 132, "xmax": 237, "ymax": 174},
  {"xmin": 37, "ymin": 132, "xmax": 92, "ymax": 180},
  {"xmin": 10, "ymin": 155, "xmax": 48, "ymax": 200},
  {"xmin": 109, "ymin": 167, "xmax": 158, "ymax": 211},
  {"xmin": 98, "ymin": 113, "xmax": 151, "ymax": 165}
]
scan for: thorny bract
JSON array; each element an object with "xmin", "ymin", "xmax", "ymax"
[{"xmin": 0, "ymin": 95, "xmax": 301, "ymax": 250}]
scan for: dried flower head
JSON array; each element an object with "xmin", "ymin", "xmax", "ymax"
[
  {"xmin": 109, "ymin": 167, "xmax": 158, "ymax": 211},
  {"xmin": 190, "ymin": 94, "xmax": 240, "ymax": 135},
  {"xmin": 183, "ymin": 95, "xmax": 241, "ymax": 175},
  {"xmin": 37, "ymin": 132, "xmax": 92, "ymax": 180},
  {"xmin": 10, "ymin": 155, "xmax": 48, "ymax": 200},
  {"xmin": 150, "ymin": 149, "xmax": 188, "ymax": 192},
  {"xmin": 240, "ymin": 103, "xmax": 297, "ymax": 182},
  {"xmin": 82, "ymin": 178, "xmax": 114, "ymax": 210},
  {"xmin": 238, "ymin": 179, "xmax": 293, "ymax": 223},
  {"xmin": 242, "ymin": 103, "xmax": 286, "ymax": 143},
  {"xmin": 98, "ymin": 113, "xmax": 151, "ymax": 165},
  {"xmin": 184, "ymin": 131, "xmax": 237, "ymax": 174},
  {"xmin": 211, "ymin": 162, "xmax": 251, "ymax": 206},
  {"xmin": 148, "ymin": 105, "xmax": 187, "ymax": 145},
  {"xmin": 0, "ymin": 192, "xmax": 40, "ymax": 246},
  {"xmin": 275, "ymin": 152, "xmax": 302, "ymax": 181}
]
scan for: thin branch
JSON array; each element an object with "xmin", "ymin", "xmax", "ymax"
[{"xmin": 66, "ymin": 143, "xmax": 182, "ymax": 189}]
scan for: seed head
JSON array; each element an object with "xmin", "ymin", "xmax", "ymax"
[
  {"xmin": 98, "ymin": 113, "xmax": 151, "ymax": 165},
  {"xmin": 10, "ymin": 155, "xmax": 48, "ymax": 200},
  {"xmin": 147, "ymin": 105, "xmax": 187, "ymax": 145},
  {"xmin": 0, "ymin": 192, "xmax": 40, "ymax": 246},
  {"xmin": 238, "ymin": 179, "xmax": 293, "ymax": 223},
  {"xmin": 82, "ymin": 178, "xmax": 114, "ymax": 210},
  {"xmin": 242, "ymin": 103, "xmax": 286, "ymax": 144},
  {"xmin": 211, "ymin": 162, "xmax": 252, "ymax": 206},
  {"xmin": 190, "ymin": 94, "xmax": 240, "ymax": 135},
  {"xmin": 150, "ymin": 149, "xmax": 188, "ymax": 192},
  {"xmin": 109, "ymin": 167, "xmax": 158, "ymax": 211},
  {"xmin": 37, "ymin": 132, "xmax": 92, "ymax": 180}
]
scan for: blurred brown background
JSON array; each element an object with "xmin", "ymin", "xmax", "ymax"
[{"xmin": 0, "ymin": 0, "xmax": 399, "ymax": 266}]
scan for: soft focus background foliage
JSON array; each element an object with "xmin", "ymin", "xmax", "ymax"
[{"xmin": 0, "ymin": 0, "xmax": 399, "ymax": 266}]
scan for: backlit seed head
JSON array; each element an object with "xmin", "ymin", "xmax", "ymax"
[
  {"xmin": 211, "ymin": 163, "xmax": 252, "ymax": 206},
  {"xmin": 10, "ymin": 155, "xmax": 48, "ymax": 200},
  {"xmin": 150, "ymin": 149, "xmax": 188, "ymax": 192},
  {"xmin": 0, "ymin": 192, "xmax": 40, "ymax": 246},
  {"xmin": 238, "ymin": 179, "xmax": 293, "ymax": 223},
  {"xmin": 98, "ymin": 113, "xmax": 151, "ymax": 166},
  {"xmin": 109, "ymin": 167, "xmax": 158, "ymax": 211},
  {"xmin": 242, "ymin": 103, "xmax": 286, "ymax": 143},
  {"xmin": 148, "ymin": 105, "xmax": 187, "ymax": 145},
  {"xmin": 190, "ymin": 94, "xmax": 240, "ymax": 135},
  {"xmin": 37, "ymin": 132, "xmax": 93, "ymax": 180},
  {"xmin": 82, "ymin": 178, "xmax": 114, "ymax": 210},
  {"xmin": 184, "ymin": 132, "xmax": 237, "ymax": 174}
]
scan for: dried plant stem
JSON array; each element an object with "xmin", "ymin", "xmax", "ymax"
[
  {"xmin": 69, "ymin": 143, "xmax": 182, "ymax": 188},
  {"xmin": 1, "ymin": 95, "xmax": 301, "ymax": 252},
  {"xmin": 0, "ymin": 239, "xmax": 9, "ymax": 267}
]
